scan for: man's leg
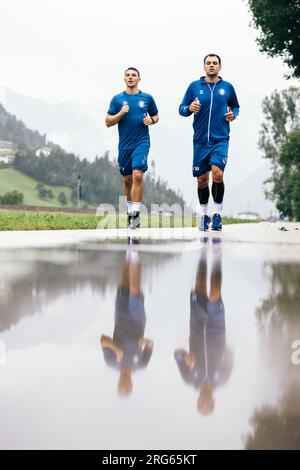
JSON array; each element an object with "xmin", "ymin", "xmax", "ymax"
[
  {"xmin": 119, "ymin": 148, "xmax": 133, "ymax": 226},
  {"xmin": 128, "ymin": 144, "xmax": 149, "ymax": 229},
  {"xmin": 123, "ymin": 174, "xmax": 133, "ymax": 226},
  {"xmin": 193, "ymin": 143, "xmax": 211, "ymax": 231},
  {"xmin": 194, "ymin": 246, "xmax": 208, "ymax": 297},
  {"xmin": 129, "ymin": 170, "xmax": 144, "ymax": 229},
  {"xmin": 123, "ymin": 174, "xmax": 133, "ymax": 200},
  {"xmin": 129, "ymin": 249, "xmax": 141, "ymax": 297},
  {"xmin": 131, "ymin": 170, "xmax": 144, "ymax": 204},
  {"xmin": 211, "ymin": 166, "xmax": 224, "ymax": 231},
  {"xmin": 209, "ymin": 239, "xmax": 222, "ymax": 303},
  {"xmin": 197, "ymin": 172, "xmax": 210, "ymax": 213},
  {"xmin": 210, "ymin": 141, "xmax": 228, "ymax": 231},
  {"xmin": 197, "ymin": 173, "xmax": 210, "ymax": 231}
]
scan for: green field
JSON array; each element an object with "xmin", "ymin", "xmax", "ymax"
[
  {"xmin": 0, "ymin": 168, "xmax": 74, "ymax": 208},
  {"xmin": 0, "ymin": 210, "xmax": 101, "ymax": 230},
  {"xmin": 0, "ymin": 209, "xmax": 259, "ymax": 231}
]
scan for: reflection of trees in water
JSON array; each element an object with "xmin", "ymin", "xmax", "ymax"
[
  {"xmin": 245, "ymin": 381, "xmax": 300, "ymax": 450},
  {"xmin": 255, "ymin": 262, "xmax": 300, "ymax": 371},
  {"xmin": 246, "ymin": 263, "xmax": 300, "ymax": 449},
  {"xmin": 256, "ymin": 263, "xmax": 300, "ymax": 328},
  {"xmin": 0, "ymin": 248, "xmax": 176, "ymax": 333}
]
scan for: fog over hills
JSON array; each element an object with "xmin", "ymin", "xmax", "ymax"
[{"xmin": 0, "ymin": 86, "xmax": 277, "ymax": 217}]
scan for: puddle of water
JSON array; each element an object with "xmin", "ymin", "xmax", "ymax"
[{"xmin": 0, "ymin": 238, "xmax": 299, "ymax": 450}]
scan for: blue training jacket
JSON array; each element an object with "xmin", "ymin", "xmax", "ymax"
[{"xmin": 179, "ymin": 76, "xmax": 240, "ymax": 143}]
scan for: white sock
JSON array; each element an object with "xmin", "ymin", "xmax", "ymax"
[
  {"xmin": 200, "ymin": 204, "xmax": 209, "ymax": 217},
  {"xmin": 127, "ymin": 201, "xmax": 133, "ymax": 214},
  {"xmin": 212, "ymin": 247, "xmax": 221, "ymax": 261},
  {"xmin": 130, "ymin": 251, "xmax": 139, "ymax": 263},
  {"xmin": 213, "ymin": 203, "xmax": 222, "ymax": 215},
  {"xmin": 126, "ymin": 248, "xmax": 139, "ymax": 261},
  {"xmin": 132, "ymin": 202, "xmax": 141, "ymax": 213}
]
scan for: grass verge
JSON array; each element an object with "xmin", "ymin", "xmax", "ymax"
[{"xmin": 0, "ymin": 209, "xmax": 259, "ymax": 231}]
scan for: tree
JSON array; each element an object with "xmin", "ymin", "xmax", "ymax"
[
  {"xmin": 58, "ymin": 191, "xmax": 68, "ymax": 206},
  {"xmin": 247, "ymin": 0, "xmax": 300, "ymax": 78},
  {"xmin": 36, "ymin": 183, "xmax": 54, "ymax": 200},
  {"xmin": 276, "ymin": 129, "xmax": 300, "ymax": 219},
  {"xmin": 0, "ymin": 190, "xmax": 24, "ymax": 205},
  {"xmin": 256, "ymin": 262, "xmax": 300, "ymax": 328},
  {"xmin": 245, "ymin": 382, "xmax": 300, "ymax": 450},
  {"xmin": 247, "ymin": 261, "xmax": 300, "ymax": 450},
  {"xmin": 259, "ymin": 87, "xmax": 300, "ymax": 219}
]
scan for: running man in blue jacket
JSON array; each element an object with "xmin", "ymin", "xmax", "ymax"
[
  {"xmin": 179, "ymin": 54, "xmax": 240, "ymax": 231},
  {"xmin": 106, "ymin": 68, "xmax": 159, "ymax": 229}
]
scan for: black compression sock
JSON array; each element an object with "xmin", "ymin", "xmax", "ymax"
[
  {"xmin": 211, "ymin": 181, "xmax": 224, "ymax": 203},
  {"xmin": 198, "ymin": 186, "xmax": 209, "ymax": 205}
]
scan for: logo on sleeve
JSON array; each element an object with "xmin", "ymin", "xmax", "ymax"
[{"xmin": 218, "ymin": 89, "xmax": 226, "ymax": 95}]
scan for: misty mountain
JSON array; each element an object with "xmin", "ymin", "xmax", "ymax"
[
  {"xmin": 0, "ymin": 102, "xmax": 45, "ymax": 150},
  {"xmin": 1, "ymin": 87, "xmax": 104, "ymax": 159},
  {"xmin": 224, "ymin": 162, "xmax": 278, "ymax": 218}
]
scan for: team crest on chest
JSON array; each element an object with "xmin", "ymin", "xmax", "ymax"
[
  {"xmin": 138, "ymin": 101, "xmax": 145, "ymax": 108},
  {"xmin": 199, "ymin": 90, "xmax": 205, "ymax": 94},
  {"xmin": 218, "ymin": 88, "xmax": 226, "ymax": 95}
]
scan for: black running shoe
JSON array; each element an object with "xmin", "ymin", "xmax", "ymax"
[
  {"xmin": 127, "ymin": 236, "xmax": 140, "ymax": 245},
  {"xmin": 129, "ymin": 211, "xmax": 140, "ymax": 229},
  {"xmin": 127, "ymin": 213, "xmax": 132, "ymax": 228}
]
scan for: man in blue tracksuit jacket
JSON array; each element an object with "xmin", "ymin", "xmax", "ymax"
[{"xmin": 179, "ymin": 54, "xmax": 240, "ymax": 231}]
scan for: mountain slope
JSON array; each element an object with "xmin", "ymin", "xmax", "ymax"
[{"xmin": 0, "ymin": 169, "xmax": 74, "ymax": 207}]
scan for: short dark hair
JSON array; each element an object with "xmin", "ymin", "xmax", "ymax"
[
  {"xmin": 203, "ymin": 54, "xmax": 221, "ymax": 65},
  {"xmin": 125, "ymin": 67, "xmax": 140, "ymax": 77}
]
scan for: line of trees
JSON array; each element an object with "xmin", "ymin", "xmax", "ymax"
[
  {"xmin": 259, "ymin": 87, "xmax": 300, "ymax": 220},
  {"xmin": 0, "ymin": 101, "xmax": 184, "ymax": 209},
  {"xmin": 248, "ymin": 1, "xmax": 300, "ymax": 220},
  {"xmin": 14, "ymin": 150, "xmax": 184, "ymax": 209},
  {"xmin": 3, "ymin": 86, "xmax": 298, "ymax": 215}
]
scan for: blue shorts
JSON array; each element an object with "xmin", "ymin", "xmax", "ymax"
[
  {"xmin": 118, "ymin": 144, "xmax": 150, "ymax": 176},
  {"xmin": 193, "ymin": 140, "xmax": 229, "ymax": 177},
  {"xmin": 190, "ymin": 292, "xmax": 225, "ymax": 331}
]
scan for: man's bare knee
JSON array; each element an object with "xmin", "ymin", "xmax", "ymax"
[
  {"xmin": 133, "ymin": 171, "xmax": 144, "ymax": 185},
  {"xmin": 197, "ymin": 175, "xmax": 209, "ymax": 188},
  {"xmin": 212, "ymin": 167, "xmax": 223, "ymax": 183},
  {"xmin": 123, "ymin": 175, "xmax": 132, "ymax": 188}
]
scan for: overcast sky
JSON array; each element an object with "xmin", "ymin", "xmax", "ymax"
[
  {"xmin": 0, "ymin": 0, "xmax": 297, "ymax": 216},
  {"xmin": 0, "ymin": 0, "xmax": 297, "ymax": 103}
]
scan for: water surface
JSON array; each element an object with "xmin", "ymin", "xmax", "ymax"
[{"xmin": 0, "ymin": 237, "xmax": 299, "ymax": 449}]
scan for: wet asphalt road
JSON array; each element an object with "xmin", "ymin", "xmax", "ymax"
[{"xmin": 0, "ymin": 237, "xmax": 299, "ymax": 449}]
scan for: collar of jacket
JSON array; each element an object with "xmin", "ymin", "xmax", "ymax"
[{"xmin": 199, "ymin": 76, "xmax": 223, "ymax": 84}]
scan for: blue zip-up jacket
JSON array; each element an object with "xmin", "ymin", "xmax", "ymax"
[{"xmin": 179, "ymin": 76, "xmax": 240, "ymax": 143}]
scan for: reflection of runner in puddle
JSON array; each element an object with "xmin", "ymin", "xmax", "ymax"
[
  {"xmin": 174, "ymin": 238, "xmax": 233, "ymax": 415},
  {"xmin": 100, "ymin": 239, "xmax": 153, "ymax": 397}
]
